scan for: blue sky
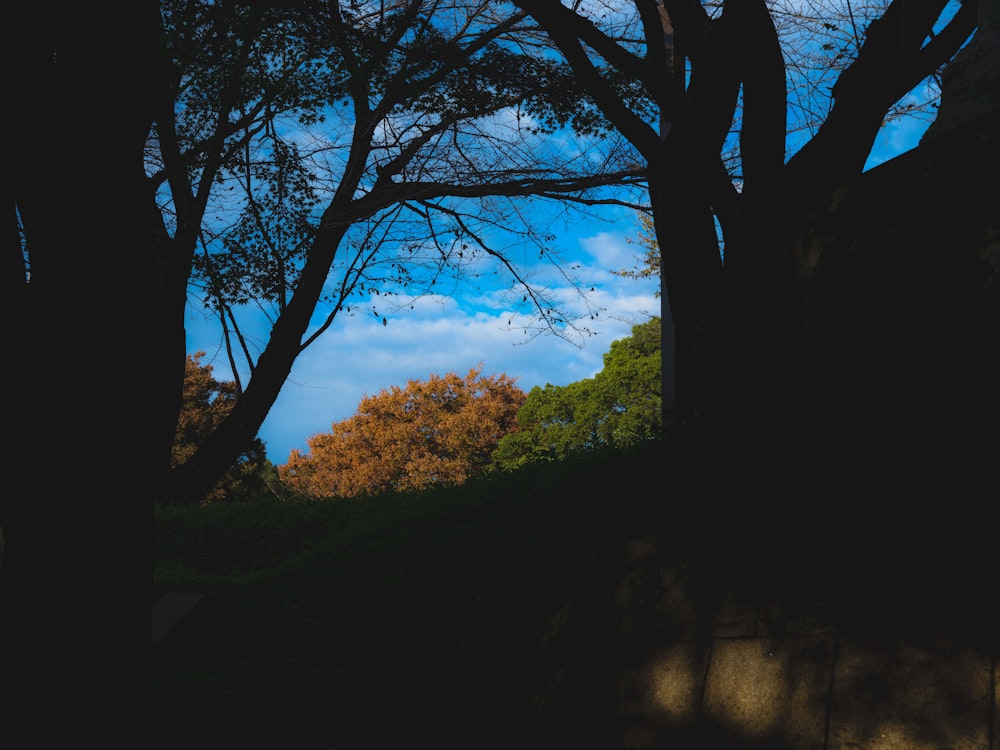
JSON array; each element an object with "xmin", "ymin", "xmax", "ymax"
[
  {"xmin": 186, "ymin": 208, "xmax": 661, "ymax": 464},
  {"xmin": 186, "ymin": 113, "xmax": 930, "ymax": 466},
  {"xmin": 180, "ymin": 4, "xmax": 944, "ymax": 467}
]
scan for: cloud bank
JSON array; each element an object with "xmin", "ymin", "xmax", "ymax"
[{"xmin": 186, "ymin": 225, "xmax": 660, "ymax": 463}]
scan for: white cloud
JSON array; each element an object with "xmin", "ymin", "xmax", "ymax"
[
  {"xmin": 187, "ymin": 222, "xmax": 660, "ymax": 464},
  {"xmin": 258, "ymin": 307, "xmax": 619, "ymax": 461}
]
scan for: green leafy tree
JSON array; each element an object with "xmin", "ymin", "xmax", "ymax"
[{"xmin": 492, "ymin": 317, "xmax": 661, "ymax": 469}]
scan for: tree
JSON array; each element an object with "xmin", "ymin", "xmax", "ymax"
[
  {"xmin": 4, "ymin": 2, "xmax": 163, "ymax": 741},
  {"xmin": 5, "ymin": 1, "xmax": 639, "ymax": 736},
  {"xmin": 149, "ymin": 0, "xmax": 646, "ymax": 507},
  {"xmin": 174, "ymin": 352, "xmax": 277, "ymax": 502},
  {"xmin": 279, "ymin": 366, "xmax": 526, "ymax": 497},
  {"xmin": 492, "ymin": 316, "xmax": 661, "ymax": 468},
  {"xmin": 511, "ymin": 0, "xmax": 999, "ymax": 429}
]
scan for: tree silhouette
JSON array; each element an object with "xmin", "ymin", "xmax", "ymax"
[
  {"xmin": 513, "ymin": 0, "xmax": 999, "ymax": 423},
  {"xmin": 149, "ymin": 0, "xmax": 645, "ymax": 505},
  {"xmin": 5, "ymin": 0, "xmax": 998, "ymax": 742}
]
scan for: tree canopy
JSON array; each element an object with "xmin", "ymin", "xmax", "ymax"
[
  {"xmin": 492, "ymin": 316, "xmax": 661, "ymax": 469},
  {"xmin": 279, "ymin": 366, "xmax": 526, "ymax": 497}
]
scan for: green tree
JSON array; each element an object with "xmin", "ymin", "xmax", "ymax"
[
  {"xmin": 280, "ymin": 366, "xmax": 526, "ymax": 497},
  {"xmin": 492, "ymin": 317, "xmax": 661, "ymax": 469}
]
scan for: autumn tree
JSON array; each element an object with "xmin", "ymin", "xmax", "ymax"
[
  {"xmin": 280, "ymin": 366, "xmax": 526, "ymax": 497},
  {"xmin": 492, "ymin": 316, "xmax": 661, "ymax": 468},
  {"xmin": 174, "ymin": 352, "xmax": 277, "ymax": 502}
]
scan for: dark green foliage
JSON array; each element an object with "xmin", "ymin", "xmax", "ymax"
[
  {"xmin": 151, "ymin": 440, "xmax": 662, "ymax": 744},
  {"xmin": 155, "ymin": 443, "xmax": 641, "ymax": 584},
  {"xmin": 154, "ymin": 497, "xmax": 348, "ymax": 580},
  {"xmin": 151, "ymin": 415, "xmax": 999, "ymax": 746},
  {"xmin": 491, "ymin": 316, "xmax": 662, "ymax": 469}
]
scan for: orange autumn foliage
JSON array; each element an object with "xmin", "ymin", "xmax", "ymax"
[
  {"xmin": 173, "ymin": 352, "xmax": 273, "ymax": 503},
  {"xmin": 279, "ymin": 366, "xmax": 526, "ymax": 498}
]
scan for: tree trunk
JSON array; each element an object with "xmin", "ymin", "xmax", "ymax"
[
  {"xmin": 164, "ymin": 216, "xmax": 354, "ymax": 504},
  {"xmin": 655, "ymin": 0, "xmax": 992, "ymax": 442},
  {"xmin": 2, "ymin": 4, "xmax": 162, "ymax": 740},
  {"xmin": 922, "ymin": 0, "xmax": 1000, "ymax": 143},
  {"xmin": 653, "ymin": 0, "xmax": 787, "ymax": 425}
]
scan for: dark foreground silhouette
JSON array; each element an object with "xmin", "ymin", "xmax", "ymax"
[{"xmin": 151, "ymin": 382, "xmax": 999, "ymax": 749}]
